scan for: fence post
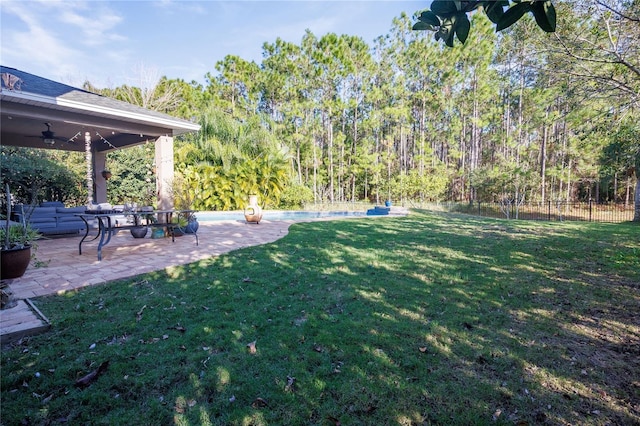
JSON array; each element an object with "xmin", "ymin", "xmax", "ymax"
[
  {"xmin": 548, "ymin": 201, "xmax": 551, "ymax": 221},
  {"xmin": 478, "ymin": 201, "xmax": 481, "ymax": 216},
  {"xmin": 589, "ymin": 199, "xmax": 593, "ymax": 222}
]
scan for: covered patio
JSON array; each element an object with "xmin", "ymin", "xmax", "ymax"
[
  {"xmin": 1, "ymin": 65, "xmax": 229, "ymax": 342},
  {"xmin": 1, "ymin": 65, "xmax": 200, "ymax": 208}
]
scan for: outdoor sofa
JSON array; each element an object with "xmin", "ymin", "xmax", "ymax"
[{"xmin": 12, "ymin": 201, "xmax": 87, "ymax": 236}]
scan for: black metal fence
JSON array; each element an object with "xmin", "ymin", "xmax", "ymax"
[{"xmin": 441, "ymin": 201, "xmax": 636, "ymax": 223}]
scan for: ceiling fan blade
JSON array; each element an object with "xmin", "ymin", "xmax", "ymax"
[{"xmin": 24, "ymin": 133, "xmax": 76, "ymax": 145}]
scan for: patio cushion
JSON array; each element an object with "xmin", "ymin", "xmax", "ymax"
[
  {"xmin": 30, "ymin": 207, "xmax": 58, "ymax": 218},
  {"xmin": 31, "ymin": 222, "xmax": 57, "ymax": 229},
  {"xmin": 40, "ymin": 201, "xmax": 64, "ymax": 207},
  {"xmin": 29, "ymin": 207, "xmax": 58, "ymax": 224},
  {"xmin": 30, "ymin": 218, "xmax": 57, "ymax": 225},
  {"xmin": 57, "ymin": 206, "xmax": 86, "ymax": 213},
  {"xmin": 57, "ymin": 216, "xmax": 85, "ymax": 223}
]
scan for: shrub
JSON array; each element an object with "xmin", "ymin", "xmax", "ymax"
[{"xmin": 278, "ymin": 183, "xmax": 314, "ymax": 209}]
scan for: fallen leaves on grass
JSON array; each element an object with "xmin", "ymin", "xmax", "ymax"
[
  {"xmin": 284, "ymin": 376, "xmax": 296, "ymax": 393},
  {"xmin": 492, "ymin": 408, "xmax": 502, "ymax": 421},
  {"xmin": 74, "ymin": 360, "xmax": 109, "ymax": 389},
  {"xmin": 251, "ymin": 397, "xmax": 269, "ymax": 408},
  {"xmin": 139, "ymin": 335, "xmax": 168, "ymax": 344},
  {"xmin": 247, "ymin": 340, "xmax": 257, "ymax": 354},
  {"xmin": 136, "ymin": 305, "xmax": 146, "ymax": 322},
  {"xmin": 363, "ymin": 405, "xmax": 377, "ymax": 414},
  {"xmin": 168, "ymin": 325, "xmax": 186, "ymax": 333},
  {"xmin": 326, "ymin": 415, "xmax": 342, "ymax": 425}
]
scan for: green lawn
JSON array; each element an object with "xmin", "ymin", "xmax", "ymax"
[{"xmin": 2, "ymin": 210, "xmax": 639, "ymax": 425}]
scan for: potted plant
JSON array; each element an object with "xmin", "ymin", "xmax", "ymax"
[
  {"xmin": 1, "ymin": 184, "xmax": 40, "ymax": 280},
  {"xmin": 184, "ymin": 213, "xmax": 199, "ymax": 234},
  {"xmin": 128, "ymin": 206, "xmax": 155, "ymax": 239},
  {"xmin": 130, "ymin": 225, "xmax": 148, "ymax": 239},
  {"xmin": 168, "ymin": 173, "xmax": 198, "ymax": 234},
  {"xmin": 0, "ymin": 223, "xmax": 40, "ymax": 280},
  {"xmin": 171, "ymin": 215, "xmax": 188, "ymax": 237}
]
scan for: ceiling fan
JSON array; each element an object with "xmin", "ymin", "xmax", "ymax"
[{"xmin": 33, "ymin": 122, "xmax": 76, "ymax": 146}]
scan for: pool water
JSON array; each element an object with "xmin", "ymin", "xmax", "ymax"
[{"xmin": 197, "ymin": 210, "xmax": 366, "ymax": 222}]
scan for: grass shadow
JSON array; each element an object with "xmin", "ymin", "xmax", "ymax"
[{"xmin": 1, "ymin": 210, "xmax": 639, "ymax": 425}]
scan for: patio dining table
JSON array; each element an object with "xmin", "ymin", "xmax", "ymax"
[{"xmin": 76, "ymin": 209, "xmax": 198, "ymax": 261}]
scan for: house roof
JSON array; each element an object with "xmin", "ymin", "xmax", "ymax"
[{"xmin": 0, "ymin": 65, "xmax": 200, "ymax": 153}]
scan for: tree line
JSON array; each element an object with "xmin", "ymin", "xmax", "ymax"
[{"xmin": 4, "ymin": 1, "xmax": 638, "ymax": 220}]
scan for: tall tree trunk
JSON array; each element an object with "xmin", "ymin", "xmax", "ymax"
[
  {"xmin": 540, "ymin": 110, "xmax": 549, "ymax": 203},
  {"xmin": 472, "ymin": 73, "xmax": 481, "ymax": 171},
  {"xmin": 375, "ymin": 131, "xmax": 380, "ymax": 205},
  {"xmin": 313, "ymin": 131, "xmax": 318, "ymax": 203},
  {"xmin": 420, "ymin": 99, "xmax": 425, "ymax": 175},
  {"xmin": 503, "ymin": 88, "xmax": 511, "ymax": 159},
  {"xmin": 634, "ymin": 176, "xmax": 640, "ymax": 222},
  {"xmin": 327, "ymin": 112, "xmax": 334, "ymax": 203},
  {"xmin": 387, "ymin": 139, "xmax": 392, "ymax": 202},
  {"xmin": 517, "ymin": 62, "xmax": 525, "ymax": 166},
  {"xmin": 296, "ymin": 123, "xmax": 302, "ymax": 184},
  {"xmin": 566, "ymin": 158, "xmax": 572, "ymax": 207},
  {"xmin": 625, "ymin": 177, "xmax": 631, "ymax": 207}
]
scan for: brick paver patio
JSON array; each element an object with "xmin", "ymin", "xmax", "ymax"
[{"xmin": 3, "ymin": 220, "xmax": 294, "ymax": 300}]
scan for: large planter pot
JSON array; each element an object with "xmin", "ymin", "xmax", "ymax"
[
  {"xmin": 130, "ymin": 226, "xmax": 148, "ymax": 238},
  {"xmin": 185, "ymin": 220, "xmax": 199, "ymax": 234},
  {"xmin": 1, "ymin": 245, "xmax": 31, "ymax": 280}
]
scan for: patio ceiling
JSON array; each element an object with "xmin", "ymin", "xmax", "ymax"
[{"xmin": 0, "ymin": 65, "xmax": 200, "ymax": 153}]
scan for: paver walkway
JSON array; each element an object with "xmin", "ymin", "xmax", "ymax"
[
  {"xmin": 1, "ymin": 220, "xmax": 295, "ymax": 343},
  {"xmin": 4, "ymin": 220, "xmax": 294, "ymax": 300}
]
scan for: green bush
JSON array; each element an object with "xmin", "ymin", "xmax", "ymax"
[{"xmin": 278, "ymin": 183, "xmax": 314, "ymax": 209}]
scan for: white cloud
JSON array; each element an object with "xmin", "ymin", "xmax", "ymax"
[
  {"xmin": 1, "ymin": 1, "xmax": 81, "ymax": 78},
  {"xmin": 1, "ymin": 0, "xmax": 131, "ymax": 86},
  {"xmin": 1, "ymin": 0, "xmax": 420, "ymax": 88},
  {"xmin": 151, "ymin": 0, "xmax": 207, "ymax": 15},
  {"xmin": 58, "ymin": 5, "xmax": 126, "ymax": 46}
]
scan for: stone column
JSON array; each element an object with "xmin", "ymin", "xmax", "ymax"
[{"xmin": 154, "ymin": 135, "xmax": 174, "ymax": 210}]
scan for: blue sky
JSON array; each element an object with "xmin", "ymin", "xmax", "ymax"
[{"xmin": 1, "ymin": 0, "xmax": 426, "ymax": 89}]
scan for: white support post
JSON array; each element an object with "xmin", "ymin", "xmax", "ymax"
[
  {"xmin": 94, "ymin": 151, "xmax": 108, "ymax": 203},
  {"xmin": 85, "ymin": 131, "xmax": 94, "ymax": 207},
  {"xmin": 154, "ymin": 135, "xmax": 174, "ymax": 210}
]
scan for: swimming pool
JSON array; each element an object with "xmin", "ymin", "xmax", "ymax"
[{"xmin": 197, "ymin": 210, "xmax": 366, "ymax": 222}]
